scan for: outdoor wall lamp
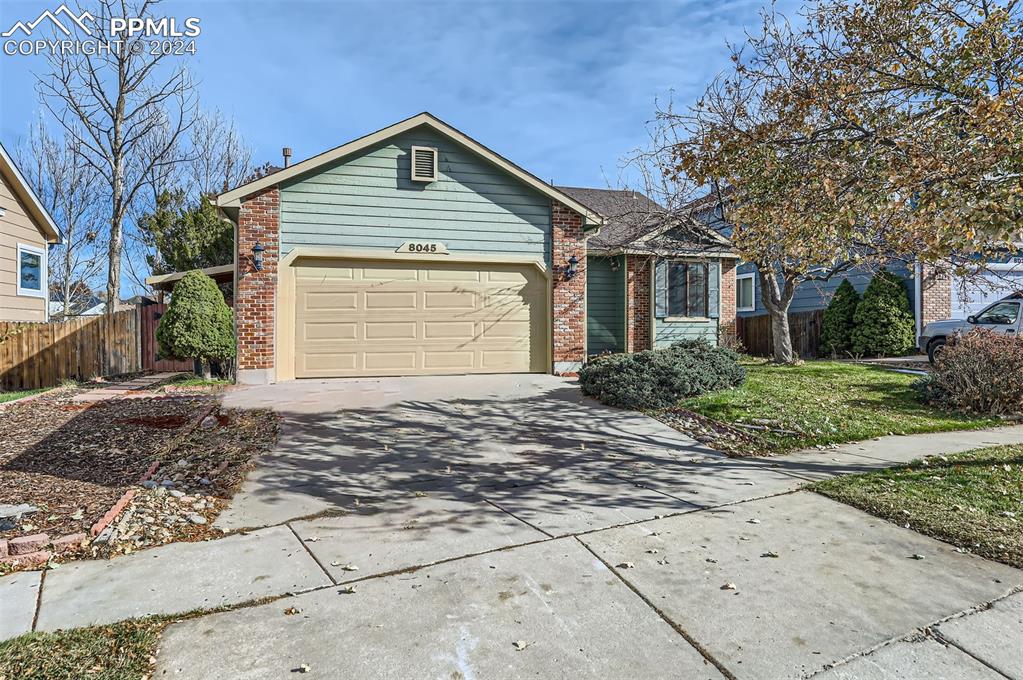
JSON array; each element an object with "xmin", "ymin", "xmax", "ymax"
[
  {"xmin": 252, "ymin": 242, "xmax": 265, "ymax": 271},
  {"xmin": 565, "ymin": 254, "xmax": 579, "ymax": 280}
]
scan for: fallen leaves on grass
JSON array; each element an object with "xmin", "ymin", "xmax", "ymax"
[{"xmin": 811, "ymin": 444, "xmax": 1023, "ymax": 569}]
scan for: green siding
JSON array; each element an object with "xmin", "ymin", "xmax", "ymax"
[
  {"xmin": 654, "ymin": 318, "xmax": 718, "ymax": 347},
  {"xmin": 279, "ymin": 127, "xmax": 552, "ymax": 262},
  {"xmin": 587, "ymin": 255, "xmax": 625, "ymax": 354}
]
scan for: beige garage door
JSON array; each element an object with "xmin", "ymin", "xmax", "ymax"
[{"xmin": 294, "ymin": 259, "xmax": 548, "ymax": 378}]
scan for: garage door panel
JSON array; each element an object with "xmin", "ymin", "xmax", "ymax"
[
  {"xmin": 294, "ymin": 259, "xmax": 546, "ymax": 378},
  {"xmin": 425, "ymin": 269, "xmax": 481, "ymax": 283},
  {"xmin": 302, "ymin": 322, "xmax": 357, "ymax": 341},
  {"xmin": 302, "ymin": 353, "xmax": 358, "ymax": 372},
  {"xmin": 296, "ymin": 266, "xmax": 354, "ymax": 282},
  {"xmin": 364, "ymin": 321, "xmax": 418, "ymax": 340},
  {"xmin": 481, "ymin": 319, "xmax": 532, "ymax": 339},
  {"xmin": 361, "ymin": 267, "xmax": 420, "ymax": 281},
  {"xmin": 423, "ymin": 320, "xmax": 477, "ymax": 340},
  {"xmin": 365, "ymin": 291, "xmax": 418, "ymax": 310},
  {"xmin": 480, "ymin": 350, "xmax": 532, "ymax": 371},
  {"xmin": 423, "ymin": 351, "xmax": 476, "ymax": 370},
  {"xmin": 424, "ymin": 290, "xmax": 477, "ymax": 310},
  {"xmin": 364, "ymin": 351, "xmax": 418, "ymax": 371},
  {"xmin": 304, "ymin": 292, "xmax": 357, "ymax": 311}
]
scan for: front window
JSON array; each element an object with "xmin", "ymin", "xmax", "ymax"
[
  {"xmin": 17, "ymin": 244, "xmax": 45, "ymax": 297},
  {"xmin": 975, "ymin": 301, "xmax": 1020, "ymax": 325},
  {"xmin": 736, "ymin": 273, "xmax": 755, "ymax": 312},
  {"xmin": 667, "ymin": 261, "xmax": 708, "ymax": 317}
]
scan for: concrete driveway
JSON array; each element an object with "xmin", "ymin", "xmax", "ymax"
[{"xmin": 214, "ymin": 374, "xmax": 802, "ymax": 534}]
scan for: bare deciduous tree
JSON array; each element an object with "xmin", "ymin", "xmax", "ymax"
[
  {"xmin": 17, "ymin": 117, "xmax": 106, "ymax": 318},
  {"xmin": 37, "ymin": 0, "xmax": 198, "ymax": 312},
  {"xmin": 188, "ymin": 109, "xmax": 252, "ymax": 196}
]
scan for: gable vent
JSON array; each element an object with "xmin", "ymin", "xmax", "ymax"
[{"xmin": 410, "ymin": 146, "xmax": 438, "ymax": 182}]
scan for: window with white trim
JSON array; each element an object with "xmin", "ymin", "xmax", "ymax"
[
  {"xmin": 736, "ymin": 272, "xmax": 755, "ymax": 312},
  {"xmin": 667, "ymin": 261, "xmax": 709, "ymax": 318},
  {"xmin": 17, "ymin": 243, "xmax": 45, "ymax": 297}
]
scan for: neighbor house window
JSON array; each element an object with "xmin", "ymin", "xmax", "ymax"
[
  {"xmin": 736, "ymin": 272, "xmax": 755, "ymax": 312},
  {"xmin": 17, "ymin": 244, "xmax": 45, "ymax": 298},
  {"xmin": 667, "ymin": 261, "xmax": 709, "ymax": 317}
]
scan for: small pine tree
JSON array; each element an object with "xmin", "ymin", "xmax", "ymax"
[
  {"xmin": 851, "ymin": 268, "xmax": 916, "ymax": 357},
  {"xmin": 820, "ymin": 279, "xmax": 861, "ymax": 357},
  {"xmin": 157, "ymin": 271, "xmax": 235, "ymax": 378}
]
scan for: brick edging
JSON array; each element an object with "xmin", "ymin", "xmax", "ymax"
[{"xmin": 87, "ymin": 400, "xmax": 218, "ymax": 539}]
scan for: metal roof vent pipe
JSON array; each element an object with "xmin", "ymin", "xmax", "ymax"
[{"xmin": 282, "ymin": 147, "xmax": 292, "ymax": 168}]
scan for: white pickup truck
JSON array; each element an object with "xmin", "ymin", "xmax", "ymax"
[{"xmin": 918, "ymin": 292, "xmax": 1023, "ymax": 362}]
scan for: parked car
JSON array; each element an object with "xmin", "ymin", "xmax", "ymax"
[{"xmin": 919, "ymin": 292, "xmax": 1023, "ymax": 363}]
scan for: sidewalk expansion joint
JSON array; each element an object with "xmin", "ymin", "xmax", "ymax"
[{"xmin": 574, "ymin": 536, "xmax": 738, "ymax": 680}]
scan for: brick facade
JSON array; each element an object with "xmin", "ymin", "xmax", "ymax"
[
  {"xmin": 551, "ymin": 200, "xmax": 586, "ymax": 372},
  {"xmin": 625, "ymin": 254, "xmax": 652, "ymax": 352},
  {"xmin": 235, "ymin": 187, "xmax": 280, "ymax": 381},
  {"xmin": 920, "ymin": 263, "xmax": 952, "ymax": 328},
  {"xmin": 719, "ymin": 258, "xmax": 737, "ymax": 340}
]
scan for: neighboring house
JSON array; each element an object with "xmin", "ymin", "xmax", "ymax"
[
  {"xmin": 203, "ymin": 112, "xmax": 736, "ymax": 385},
  {"xmin": 689, "ymin": 194, "xmax": 994, "ymax": 344},
  {"xmin": 0, "ymin": 142, "xmax": 61, "ymax": 322},
  {"xmin": 557, "ymin": 186, "xmax": 737, "ymax": 355}
]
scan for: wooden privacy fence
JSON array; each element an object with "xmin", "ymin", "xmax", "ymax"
[
  {"xmin": 140, "ymin": 303, "xmax": 194, "ymax": 373},
  {"xmin": 0, "ymin": 309, "xmax": 142, "ymax": 391},
  {"xmin": 736, "ymin": 309, "xmax": 824, "ymax": 359}
]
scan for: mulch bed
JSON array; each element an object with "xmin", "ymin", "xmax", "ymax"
[
  {"xmin": 0, "ymin": 390, "xmax": 214, "ymax": 545},
  {"xmin": 95, "ymin": 407, "xmax": 279, "ymax": 557},
  {"xmin": 655, "ymin": 407, "xmax": 775, "ymax": 457}
]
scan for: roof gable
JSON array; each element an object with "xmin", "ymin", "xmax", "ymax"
[
  {"xmin": 216, "ymin": 113, "xmax": 601, "ymax": 226},
  {"xmin": 0, "ymin": 142, "xmax": 62, "ymax": 243}
]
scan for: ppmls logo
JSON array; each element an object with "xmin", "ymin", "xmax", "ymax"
[
  {"xmin": 2, "ymin": 4, "xmax": 95, "ymax": 38},
  {"xmin": 3, "ymin": 3, "xmax": 201, "ymax": 56}
]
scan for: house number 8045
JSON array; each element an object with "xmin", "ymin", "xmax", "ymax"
[{"xmin": 397, "ymin": 241, "xmax": 449, "ymax": 255}]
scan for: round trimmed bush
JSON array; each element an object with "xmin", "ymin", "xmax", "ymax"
[
  {"xmin": 579, "ymin": 339, "xmax": 745, "ymax": 410},
  {"xmin": 851, "ymin": 268, "xmax": 915, "ymax": 357},
  {"xmin": 157, "ymin": 270, "xmax": 235, "ymax": 375},
  {"xmin": 820, "ymin": 279, "xmax": 860, "ymax": 357}
]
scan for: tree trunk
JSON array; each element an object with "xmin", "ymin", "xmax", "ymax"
[
  {"xmin": 769, "ymin": 307, "xmax": 794, "ymax": 363},
  {"xmin": 758, "ymin": 266, "xmax": 797, "ymax": 364}
]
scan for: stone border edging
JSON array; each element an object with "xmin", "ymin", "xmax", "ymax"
[{"xmin": 87, "ymin": 400, "xmax": 218, "ymax": 539}]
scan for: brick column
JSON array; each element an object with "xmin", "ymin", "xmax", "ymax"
[
  {"xmin": 920, "ymin": 263, "xmax": 951, "ymax": 328},
  {"xmin": 552, "ymin": 200, "xmax": 586, "ymax": 373},
  {"xmin": 719, "ymin": 258, "xmax": 737, "ymax": 342},
  {"xmin": 235, "ymin": 187, "xmax": 280, "ymax": 384},
  {"xmin": 625, "ymin": 254, "xmax": 652, "ymax": 352}
]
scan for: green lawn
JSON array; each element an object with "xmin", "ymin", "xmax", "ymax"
[
  {"xmin": 0, "ymin": 618, "xmax": 165, "ymax": 680},
  {"xmin": 811, "ymin": 445, "xmax": 1023, "ymax": 569},
  {"xmin": 681, "ymin": 360, "xmax": 1000, "ymax": 453},
  {"xmin": 0, "ymin": 388, "xmax": 48, "ymax": 404}
]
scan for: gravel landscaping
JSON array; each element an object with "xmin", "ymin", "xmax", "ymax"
[{"xmin": 0, "ymin": 387, "xmax": 278, "ymax": 571}]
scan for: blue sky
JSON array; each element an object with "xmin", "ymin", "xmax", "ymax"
[{"xmin": 0, "ymin": 0, "xmax": 800, "ymax": 189}]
